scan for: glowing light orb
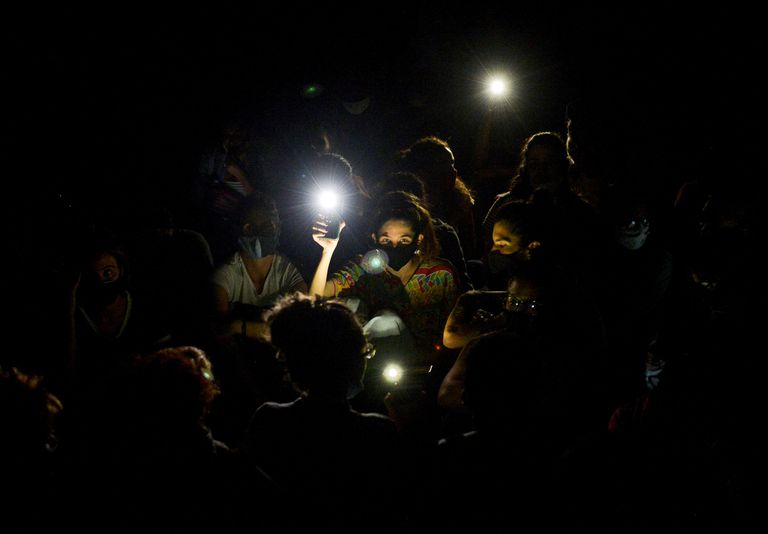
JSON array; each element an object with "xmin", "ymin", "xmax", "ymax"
[
  {"xmin": 487, "ymin": 76, "xmax": 510, "ymax": 99},
  {"xmin": 382, "ymin": 363, "xmax": 403, "ymax": 383},
  {"xmin": 316, "ymin": 188, "xmax": 340, "ymax": 211},
  {"xmin": 361, "ymin": 249, "xmax": 389, "ymax": 274}
]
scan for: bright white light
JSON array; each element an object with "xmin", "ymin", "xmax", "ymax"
[
  {"xmin": 382, "ymin": 363, "xmax": 403, "ymax": 384},
  {"xmin": 361, "ymin": 249, "xmax": 389, "ymax": 274},
  {"xmin": 316, "ymin": 188, "xmax": 340, "ymax": 211},
  {"xmin": 487, "ymin": 76, "xmax": 510, "ymax": 98}
]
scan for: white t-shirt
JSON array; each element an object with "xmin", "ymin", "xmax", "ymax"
[{"xmin": 212, "ymin": 253, "xmax": 305, "ymax": 309}]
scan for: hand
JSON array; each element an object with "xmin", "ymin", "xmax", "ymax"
[
  {"xmin": 470, "ymin": 308, "xmax": 506, "ymax": 330},
  {"xmin": 312, "ymin": 218, "xmax": 346, "ymax": 250}
]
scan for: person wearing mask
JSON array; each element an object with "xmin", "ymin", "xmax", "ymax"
[{"xmin": 211, "ymin": 191, "xmax": 306, "ymax": 340}]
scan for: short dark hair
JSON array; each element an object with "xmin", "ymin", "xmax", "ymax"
[
  {"xmin": 131, "ymin": 346, "xmax": 220, "ymax": 428},
  {"xmin": 378, "ymin": 171, "xmax": 426, "ymax": 200},
  {"xmin": 265, "ymin": 293, "xmax": 367, "ymax": 395},
  {"xmin": 237, "ymin": 190, "xmax": 280, "ymax": 228}
]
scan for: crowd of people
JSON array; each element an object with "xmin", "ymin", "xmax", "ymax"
[{"xmin": 1, "ymin": 93, "xmax": 761, "ymax": 532}]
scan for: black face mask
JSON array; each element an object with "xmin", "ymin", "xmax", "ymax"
[
  {"xmin": 487, "ymin": 251, "xmax": 519, "ymax": 274},
  {"xmin": 381, "ymin": 243, "xmax": 418, "ymax": 271},
  {"xmin": 79, "ymin": 277, "xmax": 127, "ymax": 308}
]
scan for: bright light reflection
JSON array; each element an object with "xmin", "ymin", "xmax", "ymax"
[{"xmin": 382, "ymin": 363, "xmax": 403, "ymax": 383}]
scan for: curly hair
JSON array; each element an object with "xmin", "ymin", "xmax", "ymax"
[
  {"xmin": 131, "ymin": 346, "xmax": 220, "ymax": 428},
  {"xmin": 265, "ymin": 293, "xmax": 368, "ymax": 395}
]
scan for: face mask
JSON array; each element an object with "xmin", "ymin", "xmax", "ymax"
[
  {"xmin": 224, "ymin": 180, "xmax": 249, "ymax": 196},
  {"xmin": 238, "ymin": 235, "xmax": 277, "ymax": 259},
  {"xmin": 381, "ymin": 243, "xmax": 418, "ymax": 271},
  {"xmin": 79, "ymin": 277, "xmax": 126, "ymax": 307},
  {"xmin": 616, "ymin": 218, "xmax": 650, "ymax": 250},
  {"xmin": 487, "ymin": 251, "xmax": 519, "ymax": 274},
  {"xmin": 342, "ymin": 96, "xmax": 371, "ymax": 115}
]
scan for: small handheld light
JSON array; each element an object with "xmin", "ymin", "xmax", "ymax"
[
  {"xmin": 382, "ymin": 363, "xmax": 404, "ymax": 384},
  {"xmin": 315, "ymin": 187, "xmax": 343, "ymax": 239},
  {"xmin": 316, "ymin": 188, "xmax": 341, "ymax": 212},
  {"xmin": 485, "ymin": 74, "xmax": 511, "ymax": 101},
  {"xmin": 361, "ymin": 249, "xmax": 389, "ymax": 274}
]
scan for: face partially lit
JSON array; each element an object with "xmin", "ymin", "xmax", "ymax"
[
  {"xmin": 491, "ymin": 221, "xmax": 523, "ymax": 255},
  {"xmin": 374, "ymin": 219, "xmax": 422, "ymax": 247},
  {"xmin": 89, "ymin": 253, "xmax": 121, "ymax": 284}
]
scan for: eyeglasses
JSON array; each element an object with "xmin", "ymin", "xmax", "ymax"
[{"xmin": 505, "ymin": 296, "xmax": 542, "ymax": 315}]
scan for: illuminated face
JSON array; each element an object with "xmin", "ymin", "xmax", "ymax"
[
  {"xmin": 89, "ymin": 253, "xmax": 121, "ymax": 284},
  {"xmin": 491, "ymin": 221, "xmax": 524, "ymax": 255},
  {"xmin": 375, "ymin": 219, "xmax": 422, "ymax": 247}
]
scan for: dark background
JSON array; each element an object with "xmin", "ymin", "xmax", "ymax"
[{"xmin": 2, "ymin": 5, "xmax": 764, "ymax": 224}]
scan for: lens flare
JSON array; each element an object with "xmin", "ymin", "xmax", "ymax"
[
  {"xmin": 361, "ymin": 249, "xmax": 389, "ymax": 274},
  {"xmin": 382, "ymin": 363, "xmax": 403, "ymax": 384},
  {"xmin": 486, "ymin": 75, "xmax": 510, "ymax": 99},
  {"xmin": 316, "ymin": 188, "xmax": 340, "ymax": 211}
]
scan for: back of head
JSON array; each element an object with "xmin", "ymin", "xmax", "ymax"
[
  {"xmin": 301, "ymin": 152, "xmax": 370, "ymax": 221},
  {"xmin": 306, "ymin": 152, "xmax": 368, "ymax": 197},
  {"xmin": 266, "ymin": 294, "xmax": 368, "ymax": 398},
  {"xmin": 308, "ymin": 152, "xmax": 353, "ymax": 182},
  {"xmin": 399, "ymin": 136, "xmax": 455, "ymax": 185},
  {"xmin": 127, "ymin": 346, "xmax": 219, "ymax": 433},
  {"xmin": 374, "ymin": 171, "xmax": 427, "ymax": 201}
]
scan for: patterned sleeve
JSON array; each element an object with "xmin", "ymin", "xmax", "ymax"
[{"xmin": 329, "ymin": 258, "xmax": 365, "ymax": 297}]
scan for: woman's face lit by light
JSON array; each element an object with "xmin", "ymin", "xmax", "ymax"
[
  {"xmin": 491, "ymin": 221, "xmax": 523, "ymax": 255},
  {"xmin": 375, "ymin": 219, "xmax": 418, "ymax": 247}
]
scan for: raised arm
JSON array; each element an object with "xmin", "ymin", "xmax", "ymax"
[{"xmin": 309, "ymin": 218, "xmax": 346, "ymax": 297}]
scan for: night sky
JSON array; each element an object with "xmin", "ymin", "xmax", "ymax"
[{"xmin": 3, "ymin": 5, "xmax": 764, "ymax": 220}]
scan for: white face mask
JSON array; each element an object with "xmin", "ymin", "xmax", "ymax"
[
  {"xmin": 224, "ymin": 180, "xmax": 249, "ymax": 196},
  {"xmin": 616, "ymin": 217, "xmax": 650, "ymax": 250},
  {"xmin": 342, "ymin": 96, "xmax": 370, "ymax": 115}
]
